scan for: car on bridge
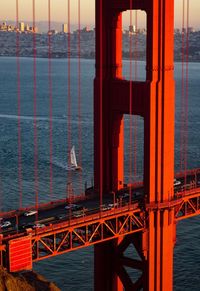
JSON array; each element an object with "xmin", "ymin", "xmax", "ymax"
[
  {"xmin": 24, "ymin": 210, "xmax": 38, "ymax": 216},
  {"xmin": 33, "ymin": 223, "xmax": 45, "ymax": 229},
  {"xmin": 174, "ymin": 179, "xmax": 181, "ymax": 187},
  {"xmin": 101, "ymin": 204, "xmax": 112, "ymax": 211},
  {"xmin": 120, "ymin": 193, "xmax": 129, "ymax": 199},
  {"xmin": 65, "ymin": 204, "xmax": 83, "ymax": 211},
  {"xmin": 108, "ymin": 203, "xmax": 118, "ymax": 209},
  {"xmin": 56, "ymin": 214, "xmax": 66, "ymax": 220},
  {"xmin": 73, "ymin": 210, "xmax": 85, "ymax": 218},
  {"xmin": 0, "ymin": 221, "xmax": 11, "ymax": 228}
]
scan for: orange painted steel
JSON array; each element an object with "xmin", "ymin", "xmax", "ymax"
[
  {"xmin": 94, "ymin": 0, "xmax": 175, "ymax": 290},
  {"xmin": 0, "ymin": 0, "xmax": 199, "ymax": 289},
  {"xmin": 9, "ymin": 236, "xmax": 32, "ymax": 272},
  {"xmin": 1, "ymin": 189, "xmax": 200, "ymax": 276},
  {"xmin": 0, "ymin": 205, "xmax": 144, "ymax": 269}
]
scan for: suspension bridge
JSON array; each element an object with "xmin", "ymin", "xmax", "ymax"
[{"xmin": 0, "ymin": 0, "xmax": 198, "ymax": 290}]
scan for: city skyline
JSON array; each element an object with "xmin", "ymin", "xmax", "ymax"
[{"xmin": 0, "ymin": 0, "xmax": 199, "ymax": 29}]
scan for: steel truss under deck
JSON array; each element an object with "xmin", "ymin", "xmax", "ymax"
[{"xmin": 1, "ymin": 190, "xmax": 200, "ymax": 273}]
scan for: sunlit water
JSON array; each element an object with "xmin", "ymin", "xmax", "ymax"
[{"xmin": 0, "ymin": 57, "xmax": 200, "ymax": 290}]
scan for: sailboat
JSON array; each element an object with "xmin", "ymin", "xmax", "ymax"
[{"xmin": 67, "ymin": 146, "xmax": 82, "ymax": 171}]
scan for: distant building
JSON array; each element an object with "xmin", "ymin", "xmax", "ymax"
[
  {"xmin": 129, "ymin": 25, "xmax": 133, "ymax": 33},
  {"xmin": 25, "ymin": 24, "xmax": 29, "ymax": 32},
  {"xmin": 0, "ymin": 22, "xmax": 7, "ymax": 31},
  {"xmin": 174, "ymin": 28, "xmax": 180, "ymax": 34},
  {"xmin": 7, "ymin": 25, "xmax": 14, "ymax": 31},
  {"xmin": 129, "ymin": 25, "xmax": 137, "ymax": 34},
  {"xmin": 82, "ymin": 26, "xmax": 91, "ymax": 32},
  {"xmin": 48, "ymin": 29, "xmax": 57, "ymax": 35},
  {"xmin": 28, "ymin": 26, "xmax": 38, "ymax": 33},
  {"xmin": 62, "ymin": 23, "xmax": 68, "ymax": 33},
  {"xmin": 19, "ymin": 22, "xmax": 25, "ymax": 32},
  {"xmin": 188, "ymin": 27, "xmax": 195, "ymax": 33}
]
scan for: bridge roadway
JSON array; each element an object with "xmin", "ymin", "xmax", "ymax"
[
  {"xmin": 0, "ymin": 168, "xmax": 199, "ymax": 236},
  {"xmin": 0, "ymin": 187, "xmax": 144, "ymax": 236},
  {"xmin": 0, "ymin": 169, "xmax": 200, "ymax": 271}
]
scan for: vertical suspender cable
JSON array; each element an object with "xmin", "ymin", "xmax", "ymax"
[
  {"xmin": 0, "ymin": 178, "xmax": 3, "ymax": 213},
  {"xmin": 78, "ymin": 0, "xmax": 83, "ymax": 193},
  {"xmin": 99, "ymin": 0, "xmax": 103, "ymax": 210},
  {"xmin": 180, "ymin": 0, "xmax": 189, "ymax": 185},
  {"xmin": 184, "ymin": 0, "xmax": 189, "ymax": 181},
  {"xmin": 134, "ymin": 11, "xmax": 138, "ymax": 82},
  {"xmin": 129, "ymin": 2, "xmax": 133, "ymax": 205},
  {"xmin": 67, "ymin": 0, "xmax": 72, "ymax": 202},
  {"xmin": 180, "ymin": 0, "xmax": 185, "ymax": 173},
  {"xmin": 48, "ymin": 0, "xmax": 53, "ymax": 199},
  {"xmin": 16, "ymin": 0, "xmax": 23, "ymax": 209},
  {"xmin": 133, "ymin": 10, "xmax": 138, "ymax": 180},
  {"xmin": 32, "ymin": 0, "xmax": 39, "ymax": 217}
]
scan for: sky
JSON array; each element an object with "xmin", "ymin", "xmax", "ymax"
[{"xmin": 0, "ymin": 0, "xmax": 199, "ymax": 29}]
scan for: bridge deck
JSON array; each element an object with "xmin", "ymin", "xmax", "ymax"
[{"xmin": 1, "ymin": 169, "xmax": 200, "ymax": 271}]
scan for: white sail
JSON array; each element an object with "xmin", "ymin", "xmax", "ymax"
[{"xmin": 70, "ymin": 146, "xmax": 78, "ymax": 168}]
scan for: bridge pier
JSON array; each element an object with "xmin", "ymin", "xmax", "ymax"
[
  {"xmin": 94, "ymin": 239, "xmax": 124, "ymax": 291},
  {"xmin": 94, "ymin": 0, "xmax": 175, "ymax": 290}
]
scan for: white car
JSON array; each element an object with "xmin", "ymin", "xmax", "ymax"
[
  {"xmin": 101, "ymin": 204, "xmax": 112, "ymax": 211},
  {"xmin": 24, "ymin": 210, "xmax": 38, "ymax": 216},
  {"xmin": 0, "ymin": 221, "xmax": 11, "ymax": 228},
  {"xmin": 65, "ymin": 204, "xmax": 78, "ymax": 210},
  {"xmin": 33, "ymin": 223, "xmax": 45, "ymax": 229},
  {"xmin": 174, "ymin": 179, "xmax": 181, "ymax": 187},
  {"xmin": 73, "ymin": 211, "xmax": 84, "ymax": 218},
  {"xmin": 108, "ymin": 203, "xmax": 118, "ymax": 209}
]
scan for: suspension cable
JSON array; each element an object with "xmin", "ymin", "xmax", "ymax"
[
  {"xmin": 129, "ymin": 2, "xmax": 133, "ymax": 206},
  {"xmin": 78, "ymin": 0, "xmax": 83, "ymax": 193},
  {"xmin": 184, "ymin": 0, "xmax": 189, "ymax": 182},
  {"xmin": 32, "ymin": 0, "xmax": 39, "ymax": 218},
  {"xmin": 16, "ymin": 0, "xmax": 23, "ymax": 209},
  {"xmin": 185, "ymin": 0, "xmax": 189, "ymax": 163},
  {"xmin": 0, "ymin": 178, "xmax": 3, "ymax": 213},
  {"xmin": 99, "ymin": 0, "xmax": 103, "ymax": 210},
  {"xmin": 67, "ymin": 0, "xmax": 72, "ymax": 202},
  {"xmin": 180, "ymin": 0, "xmax": 185, "ymax": 173},
  {"xmin": 48, "ymin": 0, "xmax": 53, "ymax": 199},
  {"xmin": 180, "ymin": 0, "xmax": 189, "ymax": 187},
  {"xmin": 133, "ymin": 10, "xmax": 138, "ymax": 181}
]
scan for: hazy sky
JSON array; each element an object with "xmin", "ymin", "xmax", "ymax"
[{"xmin": 0, "ymin": 0, "xmax": 199, "ymax": 29}]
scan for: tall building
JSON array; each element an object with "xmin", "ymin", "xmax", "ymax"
[
  {"xmin": 25, "ymin": 24, "xmax": 29, "ymax": 32},
  {"xmin": 129, "ymin": 25, "xmax": 136, "ymax": 33},
  {"xmin": 62, "ymin": 23, "xmax": 68, "ymax": 33},
  {"xmin": 19, "ymin": 22, "xmax": 25, "ymax": 32}
]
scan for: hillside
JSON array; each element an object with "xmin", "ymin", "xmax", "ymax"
[{"xmin": 0, "ymin": 268, "xmax": 60, "ymax": 291}]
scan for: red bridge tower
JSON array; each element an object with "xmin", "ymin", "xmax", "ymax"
[{"xmin": 94, "ymin": 0, "xmax": 175, "ymax": 290}]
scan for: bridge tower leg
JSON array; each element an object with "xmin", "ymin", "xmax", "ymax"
[{"xmin": 94, "ymin": 0, "xmax": 175, "ymax": 290}]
